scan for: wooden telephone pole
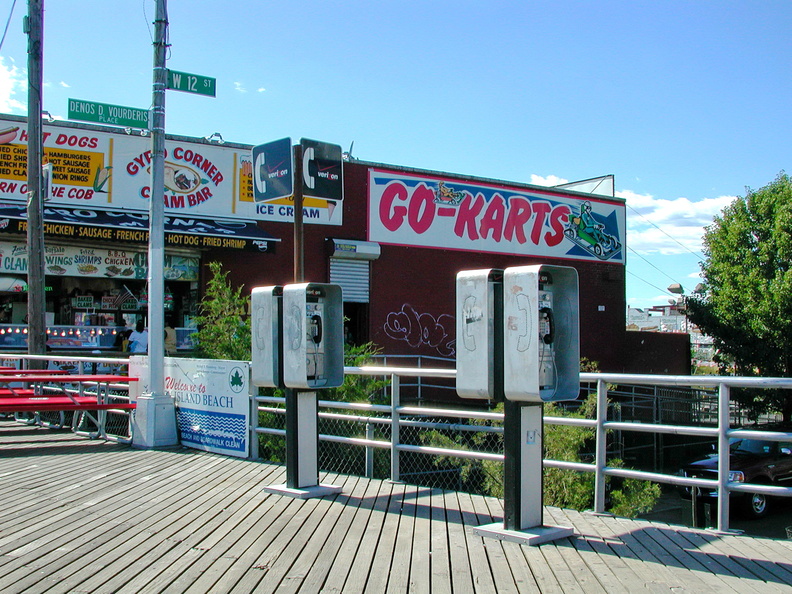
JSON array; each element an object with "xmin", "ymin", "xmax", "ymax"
[{"xmin": 26, "ymin": 0, "xmax": 46, "ymax": 361}]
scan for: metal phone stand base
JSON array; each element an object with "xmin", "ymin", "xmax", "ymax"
[
  {"xmin": 266, "ymin": 389, "xmax": 342, "ymax": 500},
  {"xmin": 477, "ymin": 401, "xmax": 573, "ymax": 546},
  {"xmin": 474, "ymin": 523, "xmax": 573, "ymax": 546}
]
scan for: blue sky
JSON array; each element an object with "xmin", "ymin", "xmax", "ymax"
[{"xmin": 0, "ymin": 0, "xmax": 790, "ymax": 309}]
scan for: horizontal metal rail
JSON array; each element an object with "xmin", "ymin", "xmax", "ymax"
[{"xmin": 253, "ymin": 366, "xmax": 792, "ymax": 533}]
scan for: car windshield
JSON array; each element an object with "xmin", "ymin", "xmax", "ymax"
[{"xmin": 729, "ymin": 438, "xmax": 774, "ymax": 455}]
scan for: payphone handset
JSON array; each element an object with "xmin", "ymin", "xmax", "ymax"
[
  {"xmin": 251, "ymin": 286, "xmax": 283, "ymax": 388},
  {"xmin": 305, "ymin": 297, "xmax": 326, "ymax": 383},
  {"xmin": 503, "ymin": 265, "xmax": 579, "ymax": 402},
  {"xmin": 537, "ymin": 273, "xmax": 556, "ymax": 391},
  {"xmin": 282, "ymin": 283, "xmax": 344, "ymax": 390}
]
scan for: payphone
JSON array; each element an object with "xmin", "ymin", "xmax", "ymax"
[
  {"xmin": 455, "ymin": 269, "xmax": 502, "ymax": 400},
  {"xmin": 251, "ymin": 286, "xmax": 282, "ymax": 389},
  {"xmin": 282, "ymin": 283, "xmax": 344, "ymax": 390},
  {"xmin": 503, "ymin": 265, "xmax": 579, "ymax": 403}
]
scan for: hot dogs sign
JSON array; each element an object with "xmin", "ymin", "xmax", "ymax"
[
  {"xmin": 368, "ymin": 169, "xmax": 625, "ymax": 264},
  {"xmin": 0, "ymin": 117, "xmax": 339, "ymax": 225}
]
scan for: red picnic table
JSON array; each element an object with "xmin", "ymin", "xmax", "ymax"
[{"xmin": 0, "ymin": 374, "xmax": 138, "ymax": 440}]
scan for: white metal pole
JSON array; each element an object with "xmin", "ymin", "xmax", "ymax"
[{"xmin": 148, "ymin": 0, "xmax": 167, "ymax": 398}]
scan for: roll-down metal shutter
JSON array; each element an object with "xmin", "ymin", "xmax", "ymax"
[{"xmin": 330, "ymin": 258, "xmax": 370, "ymax": 303}]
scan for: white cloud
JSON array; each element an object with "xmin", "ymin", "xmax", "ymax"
[
  {"xmin": 619, "ymin": 188, "xmax": 735, "ymax": 255},
  {"xmin": 257, "ymin": 87, "xmax": 266, "ymax": 93},
  {"xmin": 234, "ymin": 82, "xmax": 246, "ymax": 93},
  {"xmin": 59, "ymin": 81, "xmax": 70, "ymax": 88},
  {"xmin": 0, "ymin": 57, "xmax": 26, "ymax": 114},
  {"xmin": 530, "ymin": 174, "xmax": 568, "ymax": 187}
]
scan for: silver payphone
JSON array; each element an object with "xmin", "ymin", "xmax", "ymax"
[{"xmin": 283, "ymin": 283, "xmax": 344, "ymax": 390}]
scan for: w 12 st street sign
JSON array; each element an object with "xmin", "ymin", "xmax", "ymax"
[
  {"xmin": 252, "ymin": 138, "xmax": 294, "ymax": 202},
  {"xmin": 166, "ymin": 69, "xmax": 216, "ymax": 97}
]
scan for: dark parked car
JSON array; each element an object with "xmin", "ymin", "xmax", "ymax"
[{"xmin": 679, "ymin": 436, "xmax": 792, "ymax": 519}]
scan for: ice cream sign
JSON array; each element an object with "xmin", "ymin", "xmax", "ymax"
[{"xmin": 368, "ymin": 169, "xmax": 625, "ymax": 264}]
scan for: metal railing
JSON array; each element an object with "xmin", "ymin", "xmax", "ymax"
[
  {"xmin": 0, "ymin": 353, "xmax": 135, "ymax": 442},
  {"xmin": 252, "ymin": 367, "xmax": 792, "ymax": 533}
]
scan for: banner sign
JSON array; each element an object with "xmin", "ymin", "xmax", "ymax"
[
  {"xmin": 0, "ymin": 117, "xmax": 340, "ymax": 226},
  {"xmin": 129, "ymin": 357, "xmax": 251, "ymax": 458},
  {"xmin": 368, "ymin": 169, "xmax": 626, "ymax": 264},
  {"xmin": 0, "ymin": 241, "xmax": 199, "ymax": 281},
  {"xmin": 0, "ymin": 204, "xmax": 276, "ymax": 252}
]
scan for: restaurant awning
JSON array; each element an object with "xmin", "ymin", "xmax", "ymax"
[{"xmin": 0, "ymin": 203, "xmax": 279, "ymax": 252}]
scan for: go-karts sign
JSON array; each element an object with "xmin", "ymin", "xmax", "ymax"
[{"xmin": 368, "ymin": 169, "xmax": 625, "ymax": 264}]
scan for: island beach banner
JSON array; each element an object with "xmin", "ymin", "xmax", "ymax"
[{"xmin": 129, "ymin": 356, "xmax": 250, "ymax": 458}]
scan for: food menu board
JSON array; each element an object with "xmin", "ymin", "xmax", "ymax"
[{"xmin": 0, "ymin": 241, "xmax": 199, "ymax": 281}]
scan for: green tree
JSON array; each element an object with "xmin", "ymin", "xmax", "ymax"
[
  {"xmin": 192, "ymin": 261, "xmax": 252, "ymax": 361},
  {"xmin": 686, "ymin": 172, "xmax": 792, "ymax": 422}
]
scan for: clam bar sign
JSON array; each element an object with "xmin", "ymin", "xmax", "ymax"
[{"xmin": 368, "ymin": 169, "xmax": 626, "ymax": 264}]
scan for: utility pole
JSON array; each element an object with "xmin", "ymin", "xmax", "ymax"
[
  {"xmin": 25, "ymin": 0, "xmax": 46, "ymax": 364},
  {"xmin": 132, "ymin": 0, "xmax": 178, "ymax": 448}
]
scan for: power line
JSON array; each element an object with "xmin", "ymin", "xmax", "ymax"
[
  {"xmin": 627, "ymin": 246, "xmax": 690, "ymax": 290},
  {"xmin": 626, "ymin": 268, "xmax": 678, "ymax": 300},
  {"xmin": 626, "ymin": 203, "xmax": 707, "ymax": 263},
  {"xmin": 0, "ymin": 0, "xmax": 17, "ymax": 53}
]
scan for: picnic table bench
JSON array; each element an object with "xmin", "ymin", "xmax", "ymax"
[{"xmin": 0, "ymin": 374, "xmax": 138, "ymax": 441}]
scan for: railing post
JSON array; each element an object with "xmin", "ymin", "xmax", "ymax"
[
  {"xmin": 365, "ymin": 422, "xmax": 374, "ymax": 478},
  {"xmin": 716, "ymin": 382, "xmax": 730, "ymax": 531},
  {"xmin": 390, "ymin": 374, "xmax": 401, "ymax": 482},
  {"xmin": 594, "ymin": 378, "xmax": 608, "ymax": 513}
]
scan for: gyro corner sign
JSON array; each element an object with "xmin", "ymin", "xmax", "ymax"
[{"xmin": 68, "ymin": 99, "xmax": 150, "ymax": 130}]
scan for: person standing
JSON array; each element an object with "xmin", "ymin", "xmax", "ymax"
[
  {"xmin": 164, "ymin": 319, "xmax": 177, "ymax": 356},
  {"xmin": 128, "ymin": 321, "xmax": 149, "ymax": 353}
]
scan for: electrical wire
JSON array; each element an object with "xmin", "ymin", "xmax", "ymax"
[
  {"xmin": 626, "ymin": 202, "xmax": 706, "ymax": 263},
  {"xmin": 0, "ymin": 0, "xmax": 17, "ymax": 53},
  {"xmin": 626, "ymin": 245, "xmax": 690, "ymax": 290},
  {"xmin": 626, "ymin": 269, "xmax": 680, "ymax": 299}
]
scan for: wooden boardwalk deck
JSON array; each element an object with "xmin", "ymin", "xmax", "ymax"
[{"xmin": 1, "ymin": 420, "xmax": 791, "ymax": 593}]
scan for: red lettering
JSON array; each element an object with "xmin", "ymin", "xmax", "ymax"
[
  {"xmin": 408, "ymin": 184, "xmax": 435, "ymax": 234},
  {"xmin": 453, "ymin": 193, "xmax": 485, "ymax": 240},
  {"xmin": 379, "ymin": 182, "xmax": 408, "ymax": 232},
  {"xmin": 504, "ymin": 196, "xmax": 532, "ymax": 244},
  {"xmin": 479, "ymin": 193, "xmax": 506, "ymax": 242},
  {"xmin": 530, "ymin": 201, "xmax": 552, "ymax": 245},
  {"xmin": 545, "ymin": 205, "xmax": 570, "ymax": 246}
]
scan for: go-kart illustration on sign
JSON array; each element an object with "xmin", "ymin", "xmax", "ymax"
[{"xmin": 252, "ymin": 138, "xmax": 343, "ymax": 226}]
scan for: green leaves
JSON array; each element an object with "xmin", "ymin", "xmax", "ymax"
[{"xmin": 687, "ymin": 172, "xmax": 792, "ymax": 420}]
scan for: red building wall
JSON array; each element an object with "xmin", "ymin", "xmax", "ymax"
[{"xmin": 205, "ymin": 158, "xmax": 680, "ymax": 375}]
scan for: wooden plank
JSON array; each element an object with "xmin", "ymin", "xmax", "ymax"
[
  {"xmin": 228, "ymin": 473, "xmax": 358, "ymax": 593},
  {"xmin": 384, "ymin": 483, "xmax": 420, "ymax": 593},
  {"xmin": 314, "ymin": 477, "xmax": 392, "ymax": 593},
  {"xmin": 355, "ymin": 480, "xmax": 406, "ymax": 593},
  {"xmin": 442, "ymin": 491, "xmax": 483, "ymax": 594},
  {"xmin": 4, "ymin": 453, "xmax": 258, "ymax": 593},
  {"xmin": 469, "ymin": 495, "xmax": 524, "ymax": 592},
  {"xmin": 406, "ymin": 486, "xmax": 434, "ymax": 593},
  {"xmin": 271, "ymin": 475, "xmax": 366, "ymax": 594}
]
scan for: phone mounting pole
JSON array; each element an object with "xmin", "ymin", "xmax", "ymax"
[
  {"xmin": 456, "ymin": 265, "xmax": 579, "ymax": 545},
  {"xmin": 251, "ymin": 283, "xmax": 345, "ymax": 499}
]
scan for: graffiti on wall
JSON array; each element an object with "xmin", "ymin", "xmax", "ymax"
[{"xmin": 383, "ymin": 304, "xmax": 455, "ymax": 357}]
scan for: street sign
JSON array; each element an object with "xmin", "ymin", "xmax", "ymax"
[
  {"xmin": 252, "ymin": 138, "xmax": 294, "ymax": 202},
  {"xmin": 166, "ymin": 69, "xmax": 216, "ymax": 97},
  {"xmin": 67, "ymin": 98, "xmax": 149, "ymax": 129},
  {"xmin": 300, "ymin": 138, "xmax": 343, "ymax": 202}
]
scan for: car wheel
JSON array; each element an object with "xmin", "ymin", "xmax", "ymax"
[{"xmin": 742, "ymin": 491, "xmax": 770, "ymax": 519}]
